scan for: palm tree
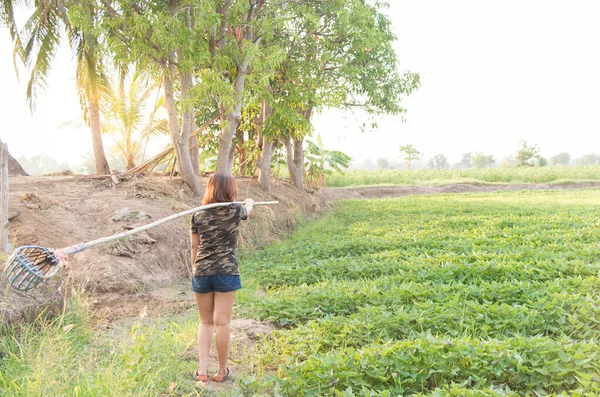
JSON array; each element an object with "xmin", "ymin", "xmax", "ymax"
[
  {"xmin": 101, "ymin": 70, "xmax": 167, "ymax": 170},
  {"xmin": 3, "ymin": 0, "xmax": 111, "ymax": 174}
]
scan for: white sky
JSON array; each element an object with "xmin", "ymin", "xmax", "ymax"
[{"xmin": 1, "ymin": 0, "xmax": 600, "ymax": 166}]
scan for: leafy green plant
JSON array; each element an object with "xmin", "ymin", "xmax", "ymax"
[{"xmin": 305, "ymin": 134, "xmax": 351, "ymax": 188}]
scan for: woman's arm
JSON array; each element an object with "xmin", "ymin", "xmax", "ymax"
[{"xmin": 190, "ymin": 232, "xmax": 199, "ymax": 268}]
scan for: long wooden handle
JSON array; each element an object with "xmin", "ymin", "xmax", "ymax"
[{"xmin": 56, "ymin": 201, "xmax": 278, "ymax": 256}]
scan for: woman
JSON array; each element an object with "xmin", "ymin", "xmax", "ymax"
[{"xmin": 190, "ymin": 172, "xmax": 254, "ymax": 383}]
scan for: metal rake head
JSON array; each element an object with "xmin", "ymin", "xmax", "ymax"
[{"xmin": 3, "ymin": 246, "xmax": 61, "ymax": 291}]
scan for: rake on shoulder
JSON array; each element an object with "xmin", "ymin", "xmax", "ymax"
[{"xmin": 3, "ymin": 201, "xmax": 278, "ymax": 292}]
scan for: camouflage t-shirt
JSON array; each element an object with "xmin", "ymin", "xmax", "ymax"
[{"xmin": 190, "ymin": 203, "xmax": 248, "ymax": 276}]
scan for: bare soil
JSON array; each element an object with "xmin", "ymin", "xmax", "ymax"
[{"xmin": 316, "ymin": 182, "xmax": 600, "ymax": 201}]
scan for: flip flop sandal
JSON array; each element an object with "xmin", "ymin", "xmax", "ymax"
[
  {"xmin": 211, "ymin": 367, "xmax": 231, "ymax": 383},
  {"xmin": 193, "ymin": 370, "xmax": 208, "ymax": 383}
]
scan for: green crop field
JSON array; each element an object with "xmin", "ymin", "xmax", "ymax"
[
  {"xmin": 326, "ymin": 166, "xmax": 600, "ymax": 187},
  {"xmin": 2, "ymin": 189, "xmax": 600, "ymax": 396},
  {"xmin": 238, "ymin": 189, "xmax": 600, "ymax": 396}
]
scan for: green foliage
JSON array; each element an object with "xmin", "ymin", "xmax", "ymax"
[
  {"xmin": 376, "ymin": 158, "xmax": 389, "ymax": 169},
  {"xmin": 238, "ymin": 190, "xmax": 600, "ymax": 395},
  {"xmin": 472, "ymin": 152, "xmax": 495, "ymax": 169},
  {"xmin": 326, "ymin": 166, "xmax": 600, "ymax": 187},
  {"xmin": 274, "ymin": 336, "xmax": 600, "ymax": 396},
  {"xmin": 577, "ymin": 153, "xmax": 600, "ymax": 166},
  {"xmin": 16, "ymin": 155, "xmax": 71, "ymax": 175},
  {"xmin": 455, "ymin": 152, "xmax": 473, "ymax": 169},
  {"xmin": 0, "ymin": 301, "xmax": 207, "ymax": 396},
  {"xmin": 551, "ymin": 152, "xmax": 571, "ymax": 166},
  {"xmin": 399, "ymin": 144, "xmax": 420, "ymax": 170},
  {"xmin": 305, "ymin": 134, "xmax": 351, "ymax": 187},
  {"xmin": 515, "ymin": 141, "xmax": 540, "ymax": 167},
  {"xmin": 101, "ymin": 69, "xmax": 167, "ymax": 169},
  {"xmin": 427, "ymin": 153, "xmax": 449, "ymax": 170}
]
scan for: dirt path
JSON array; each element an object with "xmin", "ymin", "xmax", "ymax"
[{"xmin": 317, "ymin": 182, "xmax": 600, "ymax": 201}]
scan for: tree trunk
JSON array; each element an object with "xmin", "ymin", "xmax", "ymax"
[
  {"xmin": 284, "ymin": 138, "xmax": 296, "ymax": 186},
  {"xmin": 257, "ymin": 97, "xmax": 274, "ymax": 192},
  {"xmin": 293, "ymin": 138, "xmax": 304, "ymax": 188},
  {"xmin": 284, "ymin": 137, "xmax": 305, "ymax": 190},
  {"xmin": 236, "ymin": 127, "xmax": 246, "ymax": 176},
  {"xmin": 189, "ymin": 119, "xmax": 200, "ymax": 175},
  {"xmin": 215, "ymin": 53, "xmax": 251, "ymax": 174},
  {"xmin": 227, "ymin": 144, "xmax": 236, "ymax": 174},
  {"xmin": 189, "ymin": 138, "xmax": 200, "ymax": 175},
  {"xmin": 88, "ymin": 88, "xmax": 111, "ymax": 175},
  {"xmin": 164, "ymin": 64, "xmax": 203, "ymax": 196},
  {"xmin": 126, "ymin": 155, "xmax": 135, "ymax": 170},
  {"xmin": 285, "ymin": 105, "xmax": 311, "ymax": 189},
  {"xmin": 258, "ymin": 136, "xmax": 274, "ymax": 192}
]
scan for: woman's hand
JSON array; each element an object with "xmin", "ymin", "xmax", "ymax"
[{"xmin": 243, "ymin": 198, "xmax": 255, "ymax": 217}]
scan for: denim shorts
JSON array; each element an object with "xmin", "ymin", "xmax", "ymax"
[{"xmin": 191, "ymin": 274, "xmax": 242, "ymax": 293}]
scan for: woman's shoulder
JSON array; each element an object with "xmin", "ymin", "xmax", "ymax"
[{"xmin": 194, "ymin": 203, "xmax": 239, "ymax": 217}]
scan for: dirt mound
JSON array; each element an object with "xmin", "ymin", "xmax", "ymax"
[
  {"xmin": 317, "ymin": 182, "xmax": 600, "ymax": 201},
  {"xmin": 1, "ymin": 175, "xmax": 323, "ymax": 325}
]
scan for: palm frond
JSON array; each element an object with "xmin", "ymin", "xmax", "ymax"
[
  {"xmin": 23, "ymin": 9, "xmax": 62, "ymax": 111},
  {"xmin": 2, "ymin": 0, "xmax": 26, "ymax": 75}
]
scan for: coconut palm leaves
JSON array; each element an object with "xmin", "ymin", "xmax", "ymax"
[
  {"xmin": 101, "ymin": 70, "xmax": 167, "ymax": 170},
  {"xmin": 15, "ymin": 0, "xmax": 70, "ymax": 109}
]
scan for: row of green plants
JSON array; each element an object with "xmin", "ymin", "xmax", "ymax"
[
  {"xmin": 245, "ymin": 193, "xmax": 600, "ymax": 288},
  {"xmin": 249, "ymin": 277, "xmax": 600, "ymax": 335},
  {"xmin": 267, "ymin": 336, "xmax": 600, "ymax": 396},
  {"xmin": 326, "ymin": 165, "xmax": 600, "ymax": 187},
  {"xmin": 236, "ymin": 190, "xmax": 600, "ymax": 395}
]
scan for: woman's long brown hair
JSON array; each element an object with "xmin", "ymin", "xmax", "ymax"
[{"xmin": 201, "ymin": 172, "xmax": 238, "ymax": 205}]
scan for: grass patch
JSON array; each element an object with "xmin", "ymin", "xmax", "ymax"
[{"xmin": 326, "ymin": 166, "xmax": 600, "ymax": 187}]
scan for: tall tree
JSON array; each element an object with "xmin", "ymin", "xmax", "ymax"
[
  {"xmin": 101, "ymin": 0, "xmax": 214, "ymax": 194},
  {"xmin": 268, "ymin": 0, "xmax": 419, "ymax": 190},
  {"xmin": 515, "ymin": 141, "xmax": 540, "ymax": 167},
  {"xmin": 212, "ymin": 1, "xmax": 284, "ymax": 175},
  {"xmin": 399, "ymin": 144, "xmax": 420, "ymax": 171}
]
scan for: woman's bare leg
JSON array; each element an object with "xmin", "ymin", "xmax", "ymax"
[
  {"xmin": 194, "ymin": 292, "xmax": 215, "ymax": 376},
  {"xmin": 213, "ymin": 291, "xmax": 236, "ymax": 377}
]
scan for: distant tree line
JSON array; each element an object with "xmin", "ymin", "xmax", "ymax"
[{"xmin": 351, "ymin": 141, "xmax": 600, "ymax": 171}]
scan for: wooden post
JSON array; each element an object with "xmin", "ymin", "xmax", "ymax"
[{"xmin": 0, "ymin": 143, "xmax": 9, "ymax": 252}]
